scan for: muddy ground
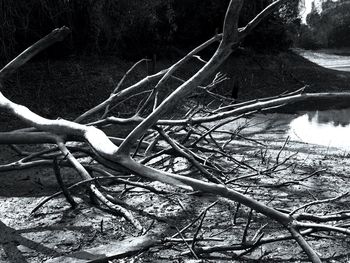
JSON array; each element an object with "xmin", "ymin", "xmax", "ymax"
[{"xmin": 1, "ymin": 51, "xmax": 350, "ymax": 262}]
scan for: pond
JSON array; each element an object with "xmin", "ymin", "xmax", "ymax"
[
  {"xmin": 288, "ymin": 108, "xmax": 350, "ymax": 150},
  {"xmin": 285, "ymin": 49, "xmax": 350, "ymax": 149},
  {"xmin": 295, "ymin": 48, "xmax": 350, "ymax": 72}
]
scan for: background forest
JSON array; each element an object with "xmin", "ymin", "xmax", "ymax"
[
  {"xmin": 299, "ymin": 0, "xmax": 350, "ymax": 49},
  {"xmin": 0, "ymin": 0, "xmax": 300, "ymax": 60},
  {"xmin": 3, "ymin": 0, "xmax": 350, "ymax": 61}
]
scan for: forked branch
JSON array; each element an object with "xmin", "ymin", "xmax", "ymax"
[{"xmin": 0, "ymin": 2, "xmax": 326, "ymax": 262}]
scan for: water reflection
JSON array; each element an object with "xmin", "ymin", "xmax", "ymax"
[{"xmin": 289, "ymin": 108, "xmax": 350, "ymax": 149}]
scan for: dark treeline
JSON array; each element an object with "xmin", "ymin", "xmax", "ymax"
[
  {"xmin": 299, "ymin": 0, "xmax": 350, "ymax": 49},
  {"xmin": 0, "ymin": 0, "xmax": 300, "ymax": 60}
]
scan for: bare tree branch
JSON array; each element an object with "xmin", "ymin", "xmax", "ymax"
[
  {"xmin": 0, "ymin": 26, "xmax": 70, "ymax": 82},
  {"xmin": 0, "ymin": 1, "xmax": 329, "ymax": 262}
]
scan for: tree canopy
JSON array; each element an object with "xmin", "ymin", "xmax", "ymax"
[
  {"xmin": 299, "ymin": 0, "xmax": 350, "ymax": 49},
  {"xmin": 0, "ymin": 0, "xmax": 300, "ymax": 60}
]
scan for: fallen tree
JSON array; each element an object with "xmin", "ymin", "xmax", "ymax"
[{"xmin": 1, "ymin": 1, "xmax": 350, "ymax": 262}]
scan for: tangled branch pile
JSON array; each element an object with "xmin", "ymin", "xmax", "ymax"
[{"xmin": 1, "ymin": 1, "xmax": 350, "ymax": 262}]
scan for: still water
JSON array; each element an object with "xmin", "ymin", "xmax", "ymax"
[
  {"xmin": 289, "ymin": 108, "xmax": 350, "ymax": 149},
  {"xmin": 288, "ymin": 49, "xmax": 350, "ymax": 149},
  {"xmin": 296, "ymin": 48, "xmax": 350, "ymax": 72}
]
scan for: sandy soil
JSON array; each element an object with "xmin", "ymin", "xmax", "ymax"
[
  {"xmin": 1, "ymin": 50, "xmax": 350, "ymax": 262},
  {"xmin": 1, "ymin": 112, "xmax": 350, "ymax": 262}
]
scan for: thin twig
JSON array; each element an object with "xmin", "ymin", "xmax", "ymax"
[
  {"xmin": 172, "ymin": 201, "xmax": 218, "ymax": 239},
  {"xmin": 242, "ymin": 209, "xmax": 253, "ymax": 244},
  {"xmin": 175, "ymin": 226, "xmax": 199, "ymax": 260},
  {"xmin": 191, "ymin": 201, "xmax": 217, "ymax": 250},
  {"xmin": 290, "ymin": 192, "xmax": 349, "ymax": 216},
  {"xmin": 52, "ymin": 157, "xmax": 77, "ymax": 208}
]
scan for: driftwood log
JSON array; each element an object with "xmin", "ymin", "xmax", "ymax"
[{"xmin": 1, "ymin": 1, "xmax": 350, "ymax": 262}]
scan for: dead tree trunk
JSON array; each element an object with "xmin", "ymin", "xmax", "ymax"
[{"xmin": 2, "ymin": 1, "xmax": 349, "ymax": 262}]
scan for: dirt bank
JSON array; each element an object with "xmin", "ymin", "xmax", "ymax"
[
  {"xmin": 217, "ymin": 49, "xmax": 350, "ymax": 100},
  {"xmin": 1, "ymin": 50, "xmax": 350, "ymax": 262},
  {"xmin": 2, "ymin": 49, "xmax": 350, "ymax": 128}
]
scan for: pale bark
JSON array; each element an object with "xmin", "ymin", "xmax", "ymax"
[{"xmin": 0, "ymin": 2, "xmax": 329, "ymax": 262}]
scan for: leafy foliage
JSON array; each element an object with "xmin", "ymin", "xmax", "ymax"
[
  {"xmin": 299, "ymin": 0, "xmax": 350, "ymax": 49},
  {"xmin": 241, "ymin": 0, "xmax": 300, "ymax": 52},
  {"xmin": 0, "ymin": 0, "xmax": 300, "ymax": 60}
]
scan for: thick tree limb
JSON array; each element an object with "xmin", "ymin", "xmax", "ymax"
[
  {"xmin": 0, "ymin": 26, "xmax": 70, "ymax": 82},
  {"xmin": 74, "ymin": 69, "xmax": 168, "ymax": 123},
  {"xmin": 73, "ymin": 0, "xmax": 286, "ymax": 124},
  {"xmin": 45, "ymin": 234, "xmax": 162, "ymax": 263},
  {"xmin": 288, "ymin": 226, "xmax": 322, "ymax": 263},
  {"xmin": 56, "ymin": 139, "xmax": 143, "ymax": 231},
  {"xmin": 116, "ymin": 0, "xmax": 244, "ymax": 155},
  {"xmin": 0, "ymin": 1, "xmax": 324, "ymax": 262},
  {"xmin": 239, "ymin": 0, "xmax": 287, "ymax": 39},
  {"xmin": 0, "ymin": 132, "xmax": 58, "ymax": 144}
]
